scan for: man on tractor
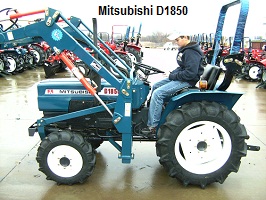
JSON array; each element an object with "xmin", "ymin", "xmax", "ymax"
[{"xmin": 141, "ymin": 32, "xmax": 204, "ymax": 136}]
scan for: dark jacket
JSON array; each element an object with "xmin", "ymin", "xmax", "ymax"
[{"xmin": 169, "ymin": 42, "xmax": 204, "ymax": 86}]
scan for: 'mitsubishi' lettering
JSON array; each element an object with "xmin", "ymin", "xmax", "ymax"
[
  {"xmin": 45, "ymin": 89, "xmax": 89, "ymax": 95},
  {"xmin": 99, "ymin": 5, "xmax": 153, "ymax": 16}
]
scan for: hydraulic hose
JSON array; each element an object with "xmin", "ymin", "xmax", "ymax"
[{"xmin": 58, "ymin": 50, "xmax": 113, "ymax": 117}]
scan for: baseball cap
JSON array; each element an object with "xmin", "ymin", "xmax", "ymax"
[{"xmin": 167, "ymin": 32, "xmax": 190, "ymax": 40}]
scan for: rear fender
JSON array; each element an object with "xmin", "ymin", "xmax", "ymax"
[
  {"xmin": 126, "ymin": 44, "xmax": 141, "ymax": 52},
  {"xmin": 114, "ymin": 50, "xmax": 127, "ymax": 55},
  {"xmin": 159, "ymin": 90, "xmax": 243, "ymax": 127}
]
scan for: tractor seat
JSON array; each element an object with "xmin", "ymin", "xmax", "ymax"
[
  {"xmin": 201, "ymin": 64, "xmax": 222, "ymax": 90},
  {"xmin": 174, "ymin": 64, "xmax": 222, "ymax": 94},
  {"xmin": 164, "ymin": 64, "xmax": 222, "ymax": 103}
]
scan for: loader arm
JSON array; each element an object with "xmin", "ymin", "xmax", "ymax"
[{"xmin": 0, "ymin": 8, "xmax": 135, "ymax": 163}]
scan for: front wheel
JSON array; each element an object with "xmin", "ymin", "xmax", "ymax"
[
  {"xmin": 36, "ymin": 131, "xmax": 96, "ymax": 185},
  {"xmin": 126, "ymin": 47, "xmax": 142, "ymax": 63},
  {"xmin": 248, "ymin": 63, "xmax": 262, "ymax": 81},
  {"xmin": 6, "ymin": 56, "xmax": 17, "ymax": 73},
  {"xmin": 31, "ymin": 44, "xmax": 47, "ymax": 66},
  {"xmin": 156, "ymin": 101, "xmax": 248, "ymax": 188}
]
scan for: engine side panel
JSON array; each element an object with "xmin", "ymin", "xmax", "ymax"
[{"xmin": 37, "ymin": 78, "xmax": 150, "ymax": 112}]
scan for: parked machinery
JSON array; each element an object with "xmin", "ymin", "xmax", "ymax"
[
  {"xmin": 107, "ymin": 24, "xmax": 143, "ymax": 64},
  {"xmin": 237, "ymin": 37, "xmax": 266, "ymax": 81},
  {"xmin": 0, "ymin": 8, "xmax": 39, "ymax": 76},
  {"xmin": 125, "ymin": 23, "xmax": 143, "ymax": 63},
  {"xmin": 0, "ymin": 44, "xmax": 40, "ymax": 77}
]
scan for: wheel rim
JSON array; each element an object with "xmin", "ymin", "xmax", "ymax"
[
  {"xmin": 47, "ymin": 145, "xmax": 83, "ymax": 178},
  {"xmin": 78, "ymin": 65, "xmax": 86, "ymax": 74},
  {"xmin": 262, "ymin": 70, "xmax": 266, "ymax": 82},
  {"xmin": 248, "ymin": 66, "xmax": 260, "ymax": 80},
  {"xmin": 110, "ymin": 58, "xmax": 127, "ymax": 77},
  {"xmin": 175, "ymin": 121, "xmax": 232, "ymax": 174},
  {"xmin": 18, "ymin": 57, "xmax": 24, "ymax": 65},
  {"xmin": 127, "ymin": 52, "xmax": 137, "ymax": 64},
  {"xmin": 6, "ymin": 57, "xmax": 16, "ymax": 72},
  {"xmin": 220, "ymin": 60, "xmax": 226, "ymax": 70},
  {"xmin": 0, "ymin": 59, "xmax": 4, "ymax": 71},
  {"xmin": 27, "ymin": 55, "xmax": 34, "ymax": 65},
  {"xmin": 77, "ymin": 63, "xmax": 89, "ymax": 76},
  {"xmin": 31, "ymin": 50, "xmax": 40, "ymax": 63}
]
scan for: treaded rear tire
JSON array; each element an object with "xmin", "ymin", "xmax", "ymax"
[
  {"xmin": 31, "ymin": 44, "xmax": 47, "ymax": 66},
  {"xmin": 126, "ymin": 47, "xmax": 142, "ymax": 63},
  {"xmin": 156, "ymin": 101, "xmax": 248, "ymax": 188},
  {"xmin": 246, "ymin": 63, "xmax": 263, "ymax": 81},
  {"xmin": 36, "ymin": 131, "xmax": 96, "ymax": 185}
]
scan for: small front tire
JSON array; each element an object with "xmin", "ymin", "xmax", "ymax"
[{"xmin": 36, "ymin": 131, "xmax": 96, "ymax": 185}]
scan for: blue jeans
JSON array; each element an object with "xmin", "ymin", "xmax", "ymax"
[{"xmin": 147, "ymin": 78, "xmax": 191, "ymax": 127}]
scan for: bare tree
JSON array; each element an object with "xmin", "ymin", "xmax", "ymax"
[{"xmin": 142, "ymin": 31, "xmax": 170, "ymax": 45}]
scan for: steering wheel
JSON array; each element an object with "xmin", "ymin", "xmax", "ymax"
[{"xmin": 133, "ymin": 62, "xmax": 164, "ymax": 76}]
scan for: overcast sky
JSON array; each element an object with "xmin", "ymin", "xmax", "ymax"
[{"xmin": 1, "ymin": 0, "xmax": 265, "ymax": 37}]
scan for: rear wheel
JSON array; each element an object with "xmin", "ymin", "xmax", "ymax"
[
  {"xmin": 24, "ymin": 53, "xmax": 35, "ymax": 67},
  {"xmin": 6, "ymin": 56, "xmax": 17, "ymax": 73},
  {"xmin": 37, "ymin": 131, "xmax": 96, "ymax": 185},
  {"xmin": 110, "ymin": 54, "xmax": 131, "ymax": 78},
  {"xmin": 15, "ymin": 56, "xmax": 25, "ymax": 72},
  {"xmin": 113, "ymin": 53, "xmax": 132, "ymax": 68},
  {"xmin": 31, "ymin": 44, "xmax": 47, "ymax": 66},
  {"xmin": 245, "ymin": 63, "xmax": 263, "ymax": 81},
  {"xmin": 156, "ymin": 101, "xmax": 248, "ymax": 188},
  {"xmin": 126, "ymin": 47, "xmax": 142, "ymax": 62}
]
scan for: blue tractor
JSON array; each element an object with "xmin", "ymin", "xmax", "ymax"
[{"xmin": 0, "ymin": 0, "xmax": 259, "ymax": 188}]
